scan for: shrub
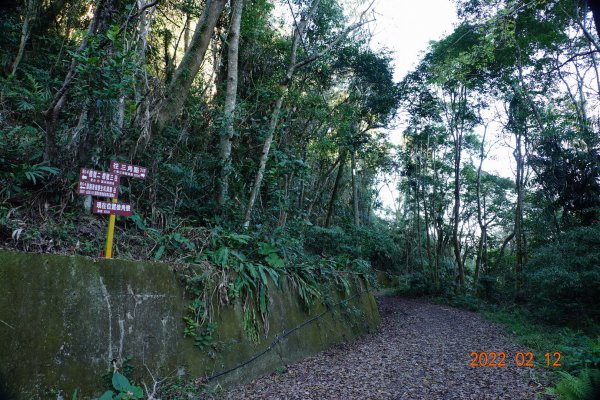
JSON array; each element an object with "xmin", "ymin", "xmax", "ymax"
[
  {"xmin": 525, "ymin": 224, "xmax": 600, "ymax": 323},
  {"xmin": 546, "ymin": 369, "xmax": 600, "ymax": 400}
]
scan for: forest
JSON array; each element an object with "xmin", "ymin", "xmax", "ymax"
[{"xmin": 0, "ymin": 0, "xmax": 599, "ymax": 398}]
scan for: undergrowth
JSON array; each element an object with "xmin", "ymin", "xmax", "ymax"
[{"xmin": 176, "ymin": 225, "xmax": 371, "ymax": 347}]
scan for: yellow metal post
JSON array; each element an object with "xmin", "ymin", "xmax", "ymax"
[{"xmin": 104, "ymin": 198, "xmax": 117, "ymax": 258}]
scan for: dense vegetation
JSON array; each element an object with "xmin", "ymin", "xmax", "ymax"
[
  {"xmin": 0, "ymin": 0, "xmax": 402, "ymax": 282},
  {"xmin": 393, "ymin": 0, "xmax": 600, "ymax": 396},
  {"xmin": 1, "ymin": 0, "xmax": 600, "ymax": 397},
  {"xmin": 0, "ymin": 0, "xmax": 401, "ymax": 394}
]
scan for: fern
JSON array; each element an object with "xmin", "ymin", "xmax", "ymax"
[{"xmin": 547, "ymin": 369, "xmax": 600, "ymax": 400}]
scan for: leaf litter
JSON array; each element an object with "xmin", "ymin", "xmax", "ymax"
[{"xmin": 219, "ymin": 296, "xmax": 548, "ymax": 399}]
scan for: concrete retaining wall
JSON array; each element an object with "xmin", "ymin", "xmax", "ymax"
[{"xmin": 0, "ymin": 250, "xmax": 379, "ymax": 398}]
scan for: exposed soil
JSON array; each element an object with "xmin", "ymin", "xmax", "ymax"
[{"xmin": 219, "ymin": 296, "xmax": 548, "ymax": 399}]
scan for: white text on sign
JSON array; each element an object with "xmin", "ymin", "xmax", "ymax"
[
  {"xmin": 78, "ymin": 168, "xmax": 119, "ymax": 198},
  {"xmin": 110, "ymin": 161, "xmax": 147, "ymax": 179},
  {"xmin": 93, "ymin": 200, "xmax": 133, "ymax": 216}
]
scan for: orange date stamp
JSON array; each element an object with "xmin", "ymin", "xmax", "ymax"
[{"xmin": 469, "ymin": 351, "xmax": 562, "ymax": 367}]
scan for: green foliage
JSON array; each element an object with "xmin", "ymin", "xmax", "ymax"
[
  {"xmin": 475, "ymin": 275, "xmax": 497, "ymax": 301},
  {"xmin": 386, "ymin": 272, "xmax": 430, "ymax": 297},
  {"xmin": 174, "ymin": 223, "xmax": 374, "ymax": 348},
  {"xmin": 546, "ymin": 369, "xmax": 600, "ymax": 400},
  {"xmin": 484, "ymin": 307, "xmax": 600, "ymax": 373},
  {"xmin": 2, "ymin": 72, "xmax": 50, "ymax": 112},
  {"xmin": 302, "ymin": 223, "xmax": 402, "ymax": 272},
  {"xmin": 525, "ymin": 224, "xmax": 600, "ymax": 323},
  {"xmin": 193, "ymin": 322, "xmax": 217, "ymax": 350},
  {"xmin": 0, "ymin": 159, "xmax": 60, "ymax": 198},
  {"xmin": 97, "ymin": 373, "xmax": 144, "ymax": 400},
  {"xmin": 436, "ymin": 293, "xmax": 481, "ymax": 312}
]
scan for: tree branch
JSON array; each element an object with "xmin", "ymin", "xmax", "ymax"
[
  {"xmin": 293, "ymin": 1, "xmax": 375, "ymax": 70},
  {"xmin": 547, "ymin": 50, "xmax": 600, "ymax": 73}
]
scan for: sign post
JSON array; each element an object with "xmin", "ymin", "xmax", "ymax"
[
  {"xmin": 104, "ymin": 198, "xmax": 118, "ymax": 258},
  {"xmin": 76, "ymin": 162, "xmax": 146, "ymax": 259}
]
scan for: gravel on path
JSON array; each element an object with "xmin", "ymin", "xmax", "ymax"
[{"xmin": 219, "ymin": 296, "xmax": 548, "ymax": 399}]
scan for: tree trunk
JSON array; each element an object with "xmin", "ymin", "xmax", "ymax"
[
  {"xmin": 452, "ymin": 125, "xmax": 465, "ymax": 288},
  {"xmin": 278, "ymin": 172, "xmax": 293, "ymax": 228},
  {"xmin": 43, "ymin": 0, "xmax": 107, "ymax": 163},
  {"xmin": 475, "ymin": 226, "xmax": 486, "ymax": 280},
  {"xmin": 131, "ymin": 0, "xmax": 156, "ymax": 158},
  {"xmin": 514, "ymin": 131, "xmax": 525, "ymax": 292},
  {"xmin": 449, "ymin": 86, "xmax": 467, "ymax": 289},
  {"xmin": 498, "ymin": 231, "xmax": 515, "ymax": 263},
  {"xmin": 509, "ymin": 82, "xmax": 528, "ymax": 293},
  {"xmin": 218, "ymin": 0, "xmax": 244, "ymax": 206},
  {"xmin": 242, "ymin": 0, "xmax": 369, "ymax": 227},
  {"xmin": 351, "ymin": 150, "xmax": 360, "ymax": 226},
  {"xmin": 11, "ymin": 0, "xmax": 38, "ymax": 77},
  {"xmin": 431, "ymin": 144, "xmax": 441, "ymax": 286},
  {"xmin": 415, "ymin": 176, "xmax": 425, "ymax": 273},
  {"xmin": 243, "ymin": 95, "xmax": 285, "ymax": 227},
  {"xmin": 324, "ymin": 150, "xmax": 347, "ymax": 228},
  {"xmin": 306, "ymin": 156, "xmax": 341, "ymax": 220},
  {"xmin": 243, "ymin": 0, "xmax": 321, "ymax": 227},
  {"xmin": 74, "ymin": 0, "xmax": 122, "ymax": 165},
  {"xmin": 421, "ymin": 142, "xmax": 435, "ymax": 285},
  {"xmin": 587, "ymin": 0, "xmax": 600, "ymax": 39},
  {"xmin": 33, "ymin": 0, "xmax": 67, "ymax": 35},
  {"xmin": 183, "ymin": 14, "xmax": 191, "ymax": 51},
  {"xmin": 475, "ymin": 124, "xmax": 487, "ymax": 281},
  {"xmin": 153, "ymin": 0, "xmax": 228, "ymax": 135}
]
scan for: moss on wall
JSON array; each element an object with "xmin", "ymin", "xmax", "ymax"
[{"xmin": 0, "ymin": 250, "xmax": 379, "ymax": 398}]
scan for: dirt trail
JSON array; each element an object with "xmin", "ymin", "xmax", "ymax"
[{"xmin": 220, "ymin": 296, "xmax": 547, "ymax": 399}]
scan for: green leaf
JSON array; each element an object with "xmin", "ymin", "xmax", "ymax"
[
  {"xmin": 258, "ymin": 242, "xmax": 278, "ymax": 255},
  {"xmin": 97, "ymin": 390, "xmax": 114, "ymax": 400},
  {"xmin": 129, "ymin": 385, "xmax": 144, "ymax": 398},
  {"xmin": 154, "ymin": 245, "xmax": 165, "ymax": 261},
  {"xmin": 265, "ymin": 253, "xmax": 284, "ymax": 268},
  {"xmin": 228, "ymin": 233, "xmax": 251, "ymax": 244},
  {"xmin": 212, "ymin": 247, "xmax": 230, "ymax": 266},
  {"xmin": 259, "ymin": 285, "xmax": 267, "ymax": 315},
  {"xmin": 112, "ymin": 373, "xmax": 130, "ymax": 392},
  {"xmin": 38, "ymin": 165, "xmax": 59, "ymax": 175},
  {"xmin": 246, "ymin": 263, "xmax": 258, "ymax": 279},
  {"xmin": 130, "ymin": 214, "xmax": 146, "ymax": 231},
  {"xmin": 258, "ymin": 265, "xmax": 268, "ymax": 286},
  {"xmin": 230, "ymin": 250, "xmax": 246, "ymax": 261},
  {"xmin": 267, "ymin": 268, "xmax": 280, "ymax": 287},
  {"xmin": 106, "ymin": 25, "xmax": 120, "ymax": 41},
  {"xmin": 25, "ymin": 171, "xmax": 36, "ymax": 184}
]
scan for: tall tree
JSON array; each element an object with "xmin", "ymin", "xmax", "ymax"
[
  {"xmin": 242, "ymin": 0, "xmax": 371, "ymax": 227},
  {"xmin": 218, "ymin": 0, "xmax": 244, "ymax": 206},
  {"xmin": 153, "ymin": 0, "xmax": 228, "ymax": 136}
]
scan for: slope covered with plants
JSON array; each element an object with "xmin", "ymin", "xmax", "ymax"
[
  {"xmin": 0, "ymin": 2, "xmax": 402, "ymax": 389},
  {"xmin": 0, "ymin": 0, "xmax": 402, "ymax": 274},
  {"xmin": 2, "ymin": 0, "xmax": 600, "ymax": 397}
]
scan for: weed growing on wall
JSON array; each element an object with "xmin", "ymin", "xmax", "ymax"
[{"xmin": 176, "ymin": 226, "xmax": 372, "ymax": 350}]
